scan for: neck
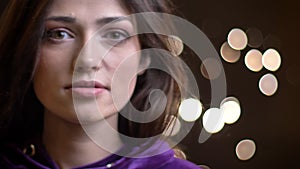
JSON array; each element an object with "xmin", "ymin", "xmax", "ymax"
[{"xmin": 43, "ymin": 111, "xmax": 123, "ymax": 169}]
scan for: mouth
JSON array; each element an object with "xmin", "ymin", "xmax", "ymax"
[{"xmin": 65, "ymin": 80, "xmax": 109, "ymax": 97}]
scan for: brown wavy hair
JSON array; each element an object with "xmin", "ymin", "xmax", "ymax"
[{"xmin": 0, "ymin": 0, "xmax": 186, "ymax": 144}]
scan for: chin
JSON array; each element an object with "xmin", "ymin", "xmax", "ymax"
[{"xmin": 75, "ymin": 109, "xmax": 117, "ymax": 124}]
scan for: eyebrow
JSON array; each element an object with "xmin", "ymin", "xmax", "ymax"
[{"xmin": 45, "ymin": 16, "xmax": 130, "ymax": 25}]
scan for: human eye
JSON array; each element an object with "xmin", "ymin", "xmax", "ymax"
[
  {"xmin": 44, "ymin": 28, "xmax": 74, "ymax": 42},
  {"xmin": 101, "ymin": 29, "xmax": 130, "ymax": 46}
]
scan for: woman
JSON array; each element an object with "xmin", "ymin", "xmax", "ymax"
[{"xmin": 0, "ymin": 0, "xmax": 201, "ymax": 168}]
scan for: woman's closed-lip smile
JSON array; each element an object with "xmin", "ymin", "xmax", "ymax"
[{"xmin": 65, "ymin": 80, "xmax": 108, "ymax": 97}]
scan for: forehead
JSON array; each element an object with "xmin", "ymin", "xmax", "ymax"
[{"xmin": 47, "ymin": 0, "xmax": 129, "ymax": 18}]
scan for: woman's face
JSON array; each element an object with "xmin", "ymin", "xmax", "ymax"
[{"xmin": 34, "ymin": 0, "xmax": 141, "ymax": 123}]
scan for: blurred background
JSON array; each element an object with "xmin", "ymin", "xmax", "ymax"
[
  {"xmin": 172, "ymin": 0, "xmax": 300, "ymax": 168},
  {"xmin": 1, "ymin": 0, "xmax": 299, "ymax": 168}
]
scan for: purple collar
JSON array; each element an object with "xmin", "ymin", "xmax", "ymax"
[{"xmin": 0, "ymin": 140, "xmax": 177, "ymax": 169}]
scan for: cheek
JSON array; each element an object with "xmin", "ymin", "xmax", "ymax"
[
  {"xmin": 33, "ymin": 55, "xmax": 51, "ymax": 100},
  {"xmin": 34, "ymin": 46, "xmax": 74, "ymax": 83},
  {"xmin": 33, "ymin": 58, "xmax": 56, "ymax": 110},
  {"xmin": 109, "ymin": 39, "xmax": 141, "ymax": 94},
  {"xmin": 109, "ymin": 55, "xmax": 140, "ymax": 111},
  {"xmin": 33, "ymin": 56, "xmax": 54, "ymax": 95},
  {"xmin": 33, "ymin": 47, "xmax": 73, "ymax": 110}
]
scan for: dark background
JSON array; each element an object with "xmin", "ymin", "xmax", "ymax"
[
  {"xmin": 173, "ymin": 0, "xmax": 300, "ymax": 169},
  {"xmin": 1, "ymin": 0, "xmax": 299, "ymax": 169}
]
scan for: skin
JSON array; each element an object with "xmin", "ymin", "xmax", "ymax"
[{"xmin": 33, "ymin": 0, "xmax": 143, "ymax": 168}]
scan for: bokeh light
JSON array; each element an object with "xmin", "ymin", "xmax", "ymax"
[
  {"xmin": 163, "ymin": 116, "xmax": 181, "ymax": 136},
  {"xmin": 200, "ymin": 58, "xmax": 222, "ymax": 80},
  {"xmin": 236, "ymin": 139, "xmax": 256, "ymax": 161},
  {"xmin": 202, "ymin": 108, "xmax": 224, "ymax": 134},
  {"xmin": 220, "ymin": 97, "xmax": 241, "ymax": 124},
  {"xmin": 220, "ymin": 42, "xmax": 241, "ymax": 63},
  {"xmin": 227, "ymin": 28, "xmax": 248, "ymax": 50},
  {"xmin": 179, "ymin": 98, "xmax": 203, "ymax": 122},
  {"xmin": 262, "ymin": 48, "xmax": 281, "ymax": 71},
  {"xmin": 246, "ymin": 27, "xmax": 263, "ymax": 48},
  {"xmin": 173, "ymin": 148, "xmax": 187, "ymax": 160},
  {"xmin": 244, "ymin": 49, "xmax": 263, "ymax": 72},
  {"xmin": 167, "ymin": 35, "xmax": 184, "ymax": 56},
  {"xmin": 259, "ymin": 73, "xmax": 278, "ymax": 96}
]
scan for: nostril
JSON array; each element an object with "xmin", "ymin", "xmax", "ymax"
[
  {"xmin": 74, "ymin": 65, "xmax": 101, "ymax": 72},
  {"xmin": 73, "ymin": 56, "xmax": 103, "ymax": 72},
  {"xmin": 92, "ymin": 66, "xmax": 100, "ymax": 71},
  {"xmin": 74, "ymin": 66, "xmax": 84, "ymax": 72}
]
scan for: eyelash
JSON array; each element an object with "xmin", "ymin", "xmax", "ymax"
[
  {"xmin": 43, "ymin": 28, "xmax": 74, "ymax": 43},
  {"xmin": 43, "ymin": 28, "xmax": 131, "ymax": 46},
  {"xmin": 101, "ymin": 29, "xmax": 131, "ymax": 46}
]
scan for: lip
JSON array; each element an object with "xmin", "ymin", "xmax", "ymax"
[{"xmin": 65, "ymin": 80, "xmax": 108, "ymax": 97}]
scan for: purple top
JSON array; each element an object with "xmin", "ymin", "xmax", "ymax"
[{"xmin": 0, "ymin": 140, "xmax": 201, "ymax": 169}]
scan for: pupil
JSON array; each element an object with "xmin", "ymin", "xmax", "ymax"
[
  {"xmin": 56, "ymin": 32, "xmax": 65, "ymax": 38},
  {"xmin": 112, "ymin": 32, "xmax": 120, "ymax": 39}
]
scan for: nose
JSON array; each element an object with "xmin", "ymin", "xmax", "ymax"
[{"xmin": 73, "ymin": 38, "xmax": 105, "ymax": 72}]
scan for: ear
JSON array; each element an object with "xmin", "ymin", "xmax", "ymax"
[{"xmin": 138, "ymin": 55, "xmax": 151, "ymax": 75}]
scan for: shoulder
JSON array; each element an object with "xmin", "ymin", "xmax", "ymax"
[
  {"xmin": 158, "ymin": 156, "xmax": 201, "ymax": 169},
  {"xmin": 0, "ymin": 142, "xmax": 56, "ymax": 169},
  {"xmin": 122, "ymin": 153, "xmax": 201, "ymax": 169},
  {"xmin": 123, "ymin": 141, "xmax": 202, "ymax": 169},
  {"xmin": 120, "ymin": 146, "xmax": 202, "ymax": 169}
]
